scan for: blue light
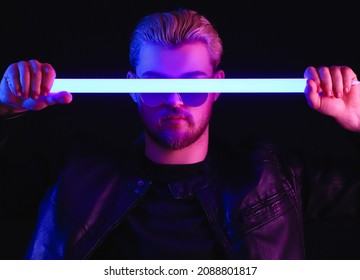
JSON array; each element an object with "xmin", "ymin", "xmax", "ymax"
[{"xmin": 51, "ymin": 78, "xmax": 360, "ymax": 93}]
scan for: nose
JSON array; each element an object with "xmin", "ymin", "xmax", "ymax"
[{"xmin": 164, "ymin": 93, "xmax": 184, "ymax": 107}]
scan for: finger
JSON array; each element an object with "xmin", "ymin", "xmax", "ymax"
[
  {"xmin": 29, "ymin": 59, "xmax": 42, "ymax": 99},
  {"xmin": 44, "ymin": 91, "xmax": 73, "ymax": 106},
  {"xmin": 329, "ymin": 66, "xmax": 343, "ymax": 98},
  {"xmin": 304, "ymin": 66, "xmax": 321, "ymax": 92},
  {"xmin": 17, "ymin": 61, "xmax": 31, "ymax": 99},
  {"xmin": 318, "ymin": 66, "xmax": 333, "ymax": 97},
  {"xmin": 341, "ymin": 66, "xmax": 358, "ymax": 93},
  {"xmin": 304, "ymin": 79, "xmax": 320, "ymax": 110},
  {"xmin": 40, "ymin": 63, "xmax": 56, "ymax": 97},
  {"xmin": 3, "ymin": 63, "xmax": 22, "ymax": 97}
]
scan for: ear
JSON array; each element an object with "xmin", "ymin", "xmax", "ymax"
[
  {"xmin": 127, "ymin": 71, "xmax": 139, "ymax": 104},
  {"xmin": 212, "ymin": 69, "xmax": 225, "ymax": 101}
]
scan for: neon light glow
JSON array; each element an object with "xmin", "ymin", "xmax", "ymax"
[{"xmin": 51, "ymin": 79, "xmax": 360, "ymax": 93}]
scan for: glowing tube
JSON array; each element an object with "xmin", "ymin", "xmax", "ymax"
[{"xmin": 51, "ymin": 78, "xmax": 360, "ymax": 93}]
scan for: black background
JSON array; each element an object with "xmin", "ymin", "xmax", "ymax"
[{"xmin": 2, "ymin": 0, "xmax": 360, "ymax": 78}]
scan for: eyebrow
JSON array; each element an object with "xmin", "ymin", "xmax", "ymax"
[{"xmin": 140, "ymin": 71, "xmax": 211, "ymax": 78}]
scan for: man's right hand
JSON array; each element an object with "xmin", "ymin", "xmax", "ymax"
[{"xmin": 0, "ymin": 59, "xmax": 72, "ymax": 116}]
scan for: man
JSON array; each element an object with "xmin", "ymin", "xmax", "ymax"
[{"xmin": 0, "ymin": 8, "xmax": 359, "ymax": 259}]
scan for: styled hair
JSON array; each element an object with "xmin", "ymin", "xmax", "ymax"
[{"xmin": 129, "ymin": 8, "xmax": 223, "ymax": 72}]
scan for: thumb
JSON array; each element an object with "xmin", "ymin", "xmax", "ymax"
[{"xmin": 45, "ymin": 91, "xmax": 73, "ymax": 105}]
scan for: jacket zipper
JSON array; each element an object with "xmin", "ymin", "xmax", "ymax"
[{"xmin": 196, "ymin": 189, "xmax": 235, "ymax": 259}]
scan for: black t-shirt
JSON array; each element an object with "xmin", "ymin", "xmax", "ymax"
[{"xmin": 90, "ymin": 155, "xmax": 226, "ymax": 260}]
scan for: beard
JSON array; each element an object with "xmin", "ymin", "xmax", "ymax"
[{"xmin": 140, "ymin": 107, "xmax": 212, "ymax": 150}]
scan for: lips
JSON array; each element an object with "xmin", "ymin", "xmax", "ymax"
[
  {"xmin": 159, "ymin": 109, "xmax": 192, "ymax": 125},
  {"xmin": 161, "ymin": 114, "xmax": 189, "ymax": 127},
  {"xmin": 163, "ymin": 114, "xmax": 186, "ymax": 120}
]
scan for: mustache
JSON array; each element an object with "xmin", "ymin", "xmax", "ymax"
[{"xmin": 160, "ymin": 108, "xmax": 192, "ymax": 120}]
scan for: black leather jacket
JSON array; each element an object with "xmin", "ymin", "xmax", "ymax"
[
  {"xmin": 26, "ymin": 132, "xmax": 358, "ymax": 260},
  {"xmin": 2, "ymin": 110, "xmax": 360, "ymax": 260}
]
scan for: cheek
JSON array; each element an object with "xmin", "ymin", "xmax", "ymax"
[
  {"xmin": 202, "ymin": 96, "xmax": 215, "ymax": 114},
  {"xmin": 138, "ymin": 106, "xmax": 158, "ymax": 125},
  {"xmin": 192, "ymin": 103, "xmax": 213, "ymax": 124}
]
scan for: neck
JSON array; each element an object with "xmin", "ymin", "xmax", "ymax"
[{"xmin": 144, "ymin": 127, "xmax": 209, "ymax": 164}]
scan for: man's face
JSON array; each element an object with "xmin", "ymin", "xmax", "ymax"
[{"xmin": 131, "ymin": 42, "xmax": 223, "ymax": 150}]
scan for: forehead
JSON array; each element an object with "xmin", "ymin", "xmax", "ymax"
[{"xmin": 136, "ymin": 42, "xmax": 213, "ymax": 78}]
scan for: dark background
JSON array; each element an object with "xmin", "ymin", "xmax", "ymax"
[
  {"xmin": 1, "ymin": 0, "xmax": 360, "ymax": 259},
  {"xmin": 2, "ymin": 0, "xmax": 360, "ymax": 77}
]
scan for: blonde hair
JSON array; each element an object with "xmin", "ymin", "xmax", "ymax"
[{"xmin": 129, "ymin": 8, "xmax": 223, "ymax": 71}]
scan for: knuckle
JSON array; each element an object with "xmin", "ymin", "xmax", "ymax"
[
  {"xmin": 318, "ymin": 66, "xmax": 329, "ymax": 75},
  {"xmin": 329, "ymin": 66, "xmax": 339, "ymax": 73},
  {"xmin": 18, "ymin": 60, "xmax": 29, "ymax": 68},
  {"xmin": 41, "ymin": 85, "xmax": 51, "ymax": 93},
  {"xmin": 6, "ymin": 63, "xmax": 17, "ymax": 72},
  {"xmin": 29, "ymin": 60, "xmax": 41, "ymax": 74},
  {"xmin": 32, "ymin": 88, "xmax": 41, "ymax": 96},
  {"xmin": 29, "ymin": 59, "xmax": 40, "ymax": 68},
  {"xmin": 42, "ymin": 63, "xmax": 56, "ymax": 77},
  {"xmin": 341, "ymin": 66, "xmax": 353, "ymax": 75}
]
